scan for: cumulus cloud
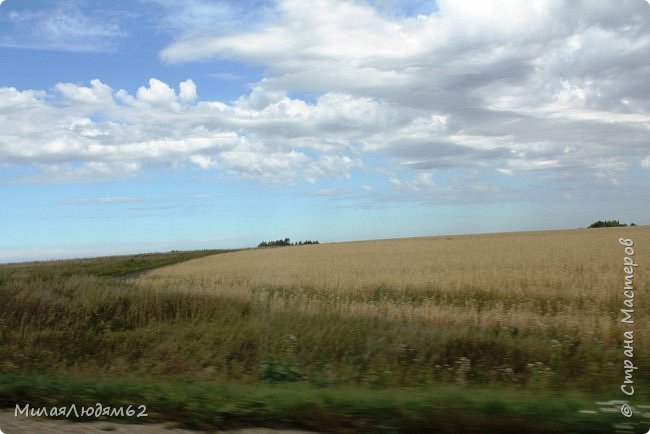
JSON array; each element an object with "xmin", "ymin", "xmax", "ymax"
[
  {"xmin": 157, "ymin": 0, "xmax": 650, "ymax": 190},
  {"xmin": 179, "ymin": 79, "xmax": 198, "ymax": 102},
  {"xmin": 2, "ymin": 0, "xmax": 650, "ymax": 201},
  {"xmin": 0, "ymin": 78, "xmax": 362, "ymax": 184},
  {"xmin": 56, "ymin": 79, "xmax": 114, "ymax": 105}
]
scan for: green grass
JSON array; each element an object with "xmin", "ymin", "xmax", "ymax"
[{"xmin": 0, "ymin": 373, "xmax": 623, "ymax": 433}]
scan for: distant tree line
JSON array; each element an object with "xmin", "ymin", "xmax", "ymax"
[
  {"xmin": 257, "ymin": 238, "xmax": 319, "ymax": 248},
  {"xmin": 588, "ymin": 220, "xmax": 636, "ymax": 228}
]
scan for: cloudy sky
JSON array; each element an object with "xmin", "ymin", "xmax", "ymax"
[{"xmin": 1, "ymin": 0, "xmax": 649, "ymax": 262}]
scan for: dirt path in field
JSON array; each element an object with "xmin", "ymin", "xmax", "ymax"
[{"xmin": 0, "ymin": 411, "xmax": 320, "ymax": 434}]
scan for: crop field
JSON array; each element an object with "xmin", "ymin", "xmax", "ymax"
[
  {"xmin": 1, "ymin": 227, "xmax": 649, "ymax": 433},
  {"xmin": 134, "ymin": 227, "xmax": 650, "ymax": 390}
]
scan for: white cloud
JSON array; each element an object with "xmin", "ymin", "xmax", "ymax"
[
  {"xmin": 179, "ymin": 79, "xmax": 198, "ymax": 102},
  {"xmin": 3, "ymin": 0, "xmax": 650, "ymax": 201},
  {"xmin": 155, "ymin": 0, "xmax": 650, "ymax": 189},
  {"xmin": 56, "ymin": 79, "xmax": 113, "ymax": 104},
  {"xmin": 136, "ymin": 78, "xmax": 178, "ymax": 105},
  {"xmin": 0, "ymin": 78, "xmax": 363, "ymax": 184}
]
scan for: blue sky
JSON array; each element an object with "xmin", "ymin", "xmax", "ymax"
[{"xmin": 1, "ymin": 0, "xmax": 649, "ymax": 262}]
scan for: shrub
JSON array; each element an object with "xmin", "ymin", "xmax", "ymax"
[{"xmin": 587, "ymin": 220, "xmax": 627, "ymax": 228}]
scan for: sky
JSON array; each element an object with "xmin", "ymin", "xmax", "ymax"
[{"xmin": 1, "ymin": 0, "xmax": 650, "ymax": 263}]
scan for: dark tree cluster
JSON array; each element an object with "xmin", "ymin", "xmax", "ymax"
[
  {"xmin": 588, "ymin": 220, "xmax": 636, "ymax": 228},
  {"xmin": 295, "ymin": 240, "xmax": 319, "ymax": 245},
  {"xmin": 257, "ymin": 238, "xmax": 319, "ymax": 248}
]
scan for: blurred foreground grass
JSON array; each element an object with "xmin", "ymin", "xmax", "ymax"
[{"xmin": 0, "ymin": 373, "xmax": 624, "ymax": 433}]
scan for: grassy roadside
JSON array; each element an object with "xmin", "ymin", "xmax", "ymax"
[{"xmin": 0, "ymin": 373, "xmax": 624, "ymax": 433}]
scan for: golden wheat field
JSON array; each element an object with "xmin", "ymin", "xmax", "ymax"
[{"xmin": 136, "ymin": 226, "xmax": 649, "ymax": 349}]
